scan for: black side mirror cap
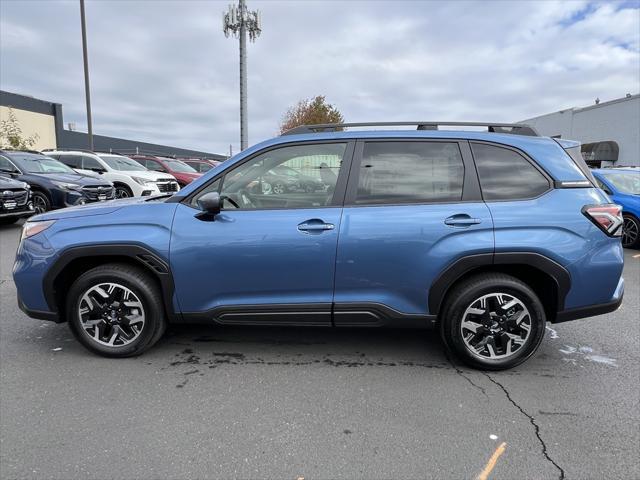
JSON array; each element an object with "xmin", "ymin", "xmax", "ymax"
[{"xmin": 196, "ymin": 192, "xmax": 221, "ymax": 220}]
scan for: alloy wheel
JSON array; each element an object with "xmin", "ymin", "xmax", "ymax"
[
  {"xmin": 272, "ymin": 183, "xmax": 285, "ymax": 195},
  {"xmin": 622, "ymin": 216, "xmax": 639, "ymax": 247},
  {"xmin": 460, "ymin": 292, "xmax": 532, "ymax": 360},
  {"xmin": 115, "ymin": 188, "xmax": 130, "ymax": 199},
  {"xmin": 78, "ymin": 282, "xmax": 145, "ymax": 347},
  {"xmin": 32, "ymin": 195, "xmax": 48, "ymax": 214}
]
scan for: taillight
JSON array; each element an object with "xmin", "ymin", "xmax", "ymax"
[{"xmin": 582, "ymin": 204, "xmax": 623, "ymax": 237}]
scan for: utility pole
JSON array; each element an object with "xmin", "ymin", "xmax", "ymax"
[
  {"xmin": 223, "ymin": 0, "xmax": 261, "ymax": 151},
  {"xmin": 79, "ymin": 0, "xmax": 93, "ymax": 151}
]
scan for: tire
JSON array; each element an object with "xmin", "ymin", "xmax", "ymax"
[
  {"xmin": 66, "ymin": 263, "xmax": 167, "ymax": 357},
  {"xmin": 622, "ymin": 214, "xmax": 640, "ymax": 249},
  {"xmin": 440, "ymin": 273, "xmax": 546, "ymax": 370},
  {"xmin": 272, "ymin": 182, "xmax": 286, "ymax": 195},
  {"xmin": 32, "ymin": 191, "xmax": 51, "ymax": 214},
  {"xmin": 115, "ymin": 185, "xmax": 133, "ymax": 199}
]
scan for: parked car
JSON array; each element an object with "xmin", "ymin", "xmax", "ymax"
[
  {"xmin": 0, "ymin": 150, "xmax": 115, "ymax": 213},
  {"xmin": 0, "ymin": 175, "xmax": 33, "ymax": 224},
  {"xmin": 259, "ymin": 164, "xmax": 325, "ymax": 194},
  {"xmin": 45, "ymin": 150, "xmax": 180, "ymax": 198},
  {"xmin": 592, "ymin": 167, "xmax": 640, "ymax": 248},
  {"xmin": 181, "ymin": 159, "xmax": 222, "ymax": 173},
  {"xmin": 14, "ymin": 122, "xmax": 625, "ymax": 370},
  {"xmin": 130, "ymin": 155, "xmax": 202, "ymax": 187}
]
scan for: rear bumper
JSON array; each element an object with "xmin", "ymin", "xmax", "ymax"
[{"xmin": 554, "ymin": 277, "xmax": 624, "ymax": 323}]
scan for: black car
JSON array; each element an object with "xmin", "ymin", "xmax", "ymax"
[
  {"xmin": 0, "ymin": 175, "xmax": 33, "ymax": 224},
  {"xmin": 0, "ymin": 151, "xmax": 115, "ymax": 213}
]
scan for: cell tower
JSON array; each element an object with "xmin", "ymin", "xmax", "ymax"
[{"xmin": 223, "ymin": 0, "xmax": 262, "ymax": 151}]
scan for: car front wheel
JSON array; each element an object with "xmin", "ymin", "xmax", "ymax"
[
  {"xmin": 32, "ymin": 192, "xmax": 51, "ymax": 214},
  {"xmin": 66, "ymin": 263, "xmax": 166, "ymax": 357},
  {"xmin": 622, "ymin": 214, "xmax": 640, "ymax": 248},
  {"xmin": 440, "ymin": 273, "xmax": 546, "ymax": 370}
]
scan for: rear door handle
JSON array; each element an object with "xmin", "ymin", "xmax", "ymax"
[
  {"xmin": 444, "ymin": 214, "xmax": 482, "ymax": 227},
  {"xmin": 297, "ymin": 219, "xmax": 335, "ymax": 234}
]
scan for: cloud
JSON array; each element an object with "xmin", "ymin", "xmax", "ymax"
[{"xmin": 1, "ymin": 0, "xmax": 638, "ymax": 154}]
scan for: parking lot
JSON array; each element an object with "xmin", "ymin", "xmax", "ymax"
[{"xmin": 0, "ymin": 220, "xmax": 638, "ymax": 480}]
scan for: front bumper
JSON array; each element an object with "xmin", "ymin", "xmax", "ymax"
[
  {"xmin": 0, "ymin": 205, "xmax": 34, "ymax": 219},
  {"xmin": 554, "ymin": 276, "xmax": 624, "ymax": 323}
]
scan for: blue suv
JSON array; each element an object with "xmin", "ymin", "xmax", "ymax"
[
  {"xmin": 12, "ymin": 122, "xmax": 625, "ymax": 370},
  {"xmin": 591, "ymin": 168, "xmax": 640, "ymax": 249}
]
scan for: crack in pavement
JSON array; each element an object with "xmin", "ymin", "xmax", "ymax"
[
  {"xmin": 442, "ymin": 348, "xmax": 488, "ymax": 397},
  {"xmin": 484, "ymin": 373, "xmax": 566, "ymax": 480}
]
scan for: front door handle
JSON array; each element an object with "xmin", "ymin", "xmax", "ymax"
[
  {"xmin": 444, "ymin": 214, "xmax": 482, "ymax": 227},
  {"xmin": 297, "ymin": 219, "xmax": 335, "ymax": 234}
]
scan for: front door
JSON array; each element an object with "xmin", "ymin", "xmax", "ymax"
[
  {"xmin": 170, "ymin": 141, "xmax": 353, "ymax": 325},
  {"xmin": 333, "ymin": 139, "xmax": 494, "ymax": 324}
]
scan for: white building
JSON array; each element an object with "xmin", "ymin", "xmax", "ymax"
[{"xmin": 521, "ymin": 94, "xmax": 639, "ymax": 167}]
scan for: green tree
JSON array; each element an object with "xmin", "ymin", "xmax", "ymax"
[
  {"xmin": 0, "ymin": 107, "xmax": 39, "ymax": 149},
  {"xmin": 279, "ymin": 95, "xmax": 344, "ymax": 134}
]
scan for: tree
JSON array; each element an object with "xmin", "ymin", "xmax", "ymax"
[
  {"xmin": 279, "ymin": 95, "xmax": 344, "ymax": 134},
  {"xmin": 0, "ymin": 107, "xmax": 39, "ymax": 150}
]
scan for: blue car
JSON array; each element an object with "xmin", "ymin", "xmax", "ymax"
[
  {"xmin": 592, "ymin": 168, "xmax": 640, "ymax": 248},
  {"xmin": 12, "ymin": 122, "xmax": 625, "ymax": 370}
]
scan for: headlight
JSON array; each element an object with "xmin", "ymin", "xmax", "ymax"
[
  {"xmin": 132, "ymin": 176, "xmax": 155, "ymax": 186},
  {"xmin": 21, "ymin": 220, "xmax": 55, "ymax": 241},
  {"xmin": 52, "ymin": 181, "xmax": 82, "ymax": 191}
]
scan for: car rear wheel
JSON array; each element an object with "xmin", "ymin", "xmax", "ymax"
[
  {"xmin": 66, "ymin": 263, "xmax": 166, "ymax": 357},
  {"xmin": 622, "ymin": 214, "xmax": 640, "ymax": 248},
  {"xmin": 32, "ymin": 192, "xmax": 50, "ymax": 214},
  {"xmin": 440, "ymin": 273, "xmax": 546, "ymax": 370}
]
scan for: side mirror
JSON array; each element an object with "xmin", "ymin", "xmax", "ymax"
[{"xmin": 196, "ymin": 192, "xmax": 221, "ymax": 220}]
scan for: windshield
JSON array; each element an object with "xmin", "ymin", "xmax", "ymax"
[
  {"xmin": 100, "ymin": 155, "xmax": 148, "ymax": 171},
  {"xmin": 163, "ymin": 160, "xmax": 198, "ymax": 173},
  {"xmin": 9, "ymin": 153, "xmax": 76, "ymax": 174},
  {"xmin": 601, "ymin": 171, "xmax": 640, "ymax": 195}
]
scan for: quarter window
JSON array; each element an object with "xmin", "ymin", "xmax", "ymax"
[
  {"xmin": 471, "ymin": 143, "xmax": 550, "ymax": 200},
  {"xmin": 354, "ymin": 142, "xmax": 465, "ymax": 205},
  {"xmin": 197, "ymin": 143, "xmax": 347, "ymax": 210}
]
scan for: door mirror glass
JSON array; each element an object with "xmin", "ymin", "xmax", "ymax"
[{"xmin": 196, "ymin": 192, "xmax": 221, "ymax": 219}]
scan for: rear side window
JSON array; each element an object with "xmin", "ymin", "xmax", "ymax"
[
  {"xmin": 355, "ymin": 141, "xmax": 464, "ymax": 205},
  {"xmin": 471, "ymin": 143, "xmax": 550, "ymax": 201}
]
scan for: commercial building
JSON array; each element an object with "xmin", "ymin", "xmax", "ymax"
[
  {"xmin": 0, "ymin": 90, "xmax": 225, "ymax": 160},
  {"xmin": 521, "ymin": 94, "xmax": 639, "ymax": 167}
]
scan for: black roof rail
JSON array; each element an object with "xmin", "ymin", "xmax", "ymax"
[
  {"xmin": 281, "ymin": 121, "xmax": 540, "ymax": 137},
  {"xmin": 1, "ymin": 148, "xmax": 45, "ymax": 155}
]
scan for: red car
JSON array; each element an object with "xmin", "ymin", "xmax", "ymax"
[
  {"xmin": 181, "ymin": 158, "xmax": 222, "ymax": 173},
  {"xmin": 131, "ymin": 155, "xmax": 202, "ymax": 187}
]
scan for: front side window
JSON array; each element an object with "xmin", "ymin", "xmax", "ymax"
[
  {"xmin": 0, "ymin": 155, "xmax": 19, "ymax": 173},
  {"xmin": 600, "ymin": 172, "xmax": 640, "ymax": 195},
  {"xmin": 354, "ymin": 141, "xmax": 464, "ymax": 205},
  {"xmin": 100, "ymin": 155, "xmax": 148, "ymax": 172},
  {"xmin": 58, "ymin": 155, "xmax": 81, "ymax": 168},
  {"xmin": 162, "ymin": 159, "xmax": 197, "ymax": 173},
  {"xmin": 146, "ymin": 160, "xmax": 165, "ymax": 172},
  {"xmin": 81, "ymin": 156, "xmax": 104, "ymax": 171},
  {"xmin": 197, "ymin": 143, "xmax": 346, "ymax": 210},
  {"xmin": 471, "ymin": 143, "xmax": 550, "ymax": 201}
]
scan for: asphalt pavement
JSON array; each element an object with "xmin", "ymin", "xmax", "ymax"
[{"xmin": 1, "ymin": 220, "xmax": 638, "ymax": 480}]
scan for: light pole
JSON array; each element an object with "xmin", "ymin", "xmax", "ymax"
[
  {"xmin": 223, "ymin": 0, "xmax": 261, "ymax": 151},
  {"xmin": 79, "ymin": 0, "xmax": 93, "ymax": 151}
]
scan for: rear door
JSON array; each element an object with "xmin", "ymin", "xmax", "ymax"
[{"xmin": 333, "ymin": 139, "xmax": 494, "ymax": 324}]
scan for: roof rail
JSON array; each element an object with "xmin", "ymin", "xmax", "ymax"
[
  {"xmin": 281, "ymin": 121, "xmax": 540, "ymax": 137},
  {"xmin": 2, "ymin": 148, "xmax": 45, "ymax": 155},
  {"xmin": 41, "ymin": 148, "xmax": 96, "ymax": 154}
]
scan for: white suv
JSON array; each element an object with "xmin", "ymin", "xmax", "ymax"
[{"xmin": 45, "ymin": 150, "xmax": 180, "ymax": 198}]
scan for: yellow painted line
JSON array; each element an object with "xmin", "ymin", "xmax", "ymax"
[{"xmin": 477, "ymin": 442, "xmax": 507, "ymax": 480}]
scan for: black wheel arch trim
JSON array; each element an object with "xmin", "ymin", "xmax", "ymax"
[
  {"xmin": 428, "ymin": 251, "xmax": 571, "ymax": 316},
  {"xmin": 43, "ymin": 243, "xmax": 179, "ymax": 322}
]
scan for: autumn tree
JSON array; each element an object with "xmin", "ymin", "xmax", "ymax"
[
  {"xmin": 0, "ymin": 107, "xmax": 39, "ymax": 149},
  {"xmin": 279, "ymin": 95, "xmax": 344, "ymax": 134}
]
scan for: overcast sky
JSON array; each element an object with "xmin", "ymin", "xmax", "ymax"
[{"xmin": 1, "ymin": 0, "xmax": 638, "ymax": 155}]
